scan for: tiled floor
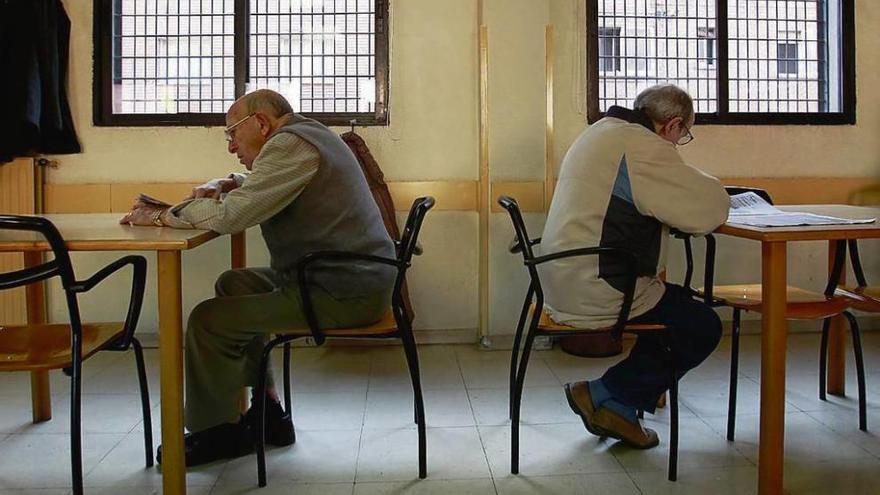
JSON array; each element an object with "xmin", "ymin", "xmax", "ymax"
[{"xmin": 3, "ymin": 332, "xmax": 880, "ymax": 494}]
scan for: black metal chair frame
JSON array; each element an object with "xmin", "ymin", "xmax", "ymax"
[
  {"xmin": 678, "ymin": 186, "xmax": 866, "ymax": 441},
  {"xmin": 0, "ymin": 215, "xmax": 151, "ymax": 495},
  {"xmin": 498, "ymin": 196, "xmax": 681, "ymax": 481},
  {"xmin": 252, "ymin": 196, "xmax": 435, "ymax": 487}
]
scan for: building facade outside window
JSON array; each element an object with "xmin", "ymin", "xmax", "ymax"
[
  {"xmin": 587, "ymin": 0, "xmax": 855, "ymax": 124},
  {"xmin": 94, "ymin": 0, "xmax": 389, "ymax": 126}
]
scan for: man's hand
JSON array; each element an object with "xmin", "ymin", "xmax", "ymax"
[
  {"xmin": 187, "ymin": 177, "xmax": 238, "ymax": 200},
  {"xmin": 120, "ymin": 203, "xmax": 167, "ymax": 226}
]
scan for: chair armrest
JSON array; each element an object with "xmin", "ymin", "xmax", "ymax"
[
  {"xmin": 528, "ymin": 246, "xmax": 638, "ymax": 340},
  {"xmin": 295, "ymin": 250, "xmax": 402, "ymax": 345},
  {"xmin": 508, "ymin": 236, "xmax": 541, "ymax": 253},
  {"xmin": 0, "ymin": 260, "xmax": 59, "ymax": 290},
  {"xmin": 669, "ymin": 228, "xmax": 690, "ymax": 239},
  {"xmin": 71, "ymin": 255, "xmax": 147, "ymax": 351},
  {"xmin": 673, "ymin": 231, "xmax": 721, "ymax": 306}
]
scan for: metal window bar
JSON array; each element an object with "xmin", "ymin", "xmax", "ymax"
[
  {"xmin": 112, "ymin": 0, "xmax": 235, "ymax": 114},
  {"xmin": 247, "ymin": 0, "xmax": 377, "ymax": 115},
  {"xmin": 103, "ymin": 0, "xmax": 385, "ymax": 123},
  {"xmin": 595, "ymin": 0, "xmax": 717, "ymax": 114},
  {"xmin": 587, "ymin": 0, "xmax": 849, "ymax": 123}
]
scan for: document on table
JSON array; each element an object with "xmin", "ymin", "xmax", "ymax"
[{"xmin": 727, "ymin": 192, "xmax": 876, "ymax": 227}]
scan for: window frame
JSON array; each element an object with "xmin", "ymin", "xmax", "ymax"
[
  {"xmin": 93, "ymin": 0, "xmax": 390, "ymax": 127},
  {"xmin": 586, "ymin": 0, "xmax": 856, "ymax": 125}
]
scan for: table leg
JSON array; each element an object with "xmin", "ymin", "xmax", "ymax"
[
  {"xmin": 24, "ymin": 251, "xmax": 51, "ymax": 423},
  {"xmin": 759, "ymin": 241, "xmax": 787, "ymax": 495},
  {"xmin": 826, "ymin": 240, "xmax": 846, "ymax": 396},
  {"xmin": 158, "ymin": 250, "xmax": 186, "ymax": 495}
]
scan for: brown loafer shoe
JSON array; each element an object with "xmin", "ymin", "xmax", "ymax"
[
  {"xmin": 591, "ymin": 407, "xmax": 660, "ymax": 449},
  {"xmin": 564, "ymin": 381, "xmax": 611, "ymax": 437}
]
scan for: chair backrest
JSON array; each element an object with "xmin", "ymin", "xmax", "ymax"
[
  {"xmin": 497, "ymin": 195, "xmax": 638, "ymax": 338},
  {"xmin": 725, "ymin": 186, "xmax": 773, "ymax": 205},
  {"xmin": 681, "ymin": 185, "xmax": 772, "ymax": 294},
  {"xmin": 0, "ymin": 215, "xmax": 77, "ymax": 292},
  {"xmin": 0, "ymin": 214, "xmax": 89, "ymax": 338},
  {"xmin": 847, "ymin": 186, "xmax": 878, "ymax": 289},
  {"xmin": 390, "ymin": 197, "xmax": 435, "ymax": 319}
]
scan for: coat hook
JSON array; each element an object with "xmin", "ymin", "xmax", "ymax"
[{"xmin": 349, "ymin": 119, "xmax": 357, "ymax": 133}]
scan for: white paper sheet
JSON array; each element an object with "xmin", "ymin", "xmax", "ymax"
[{"xmin": 727, "ymin": 192, "xmax": 876, "ymax": 227}]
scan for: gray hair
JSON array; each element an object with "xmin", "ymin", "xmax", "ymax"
[
  {"xmin": 633, "ymin": 84, "xmax": 694, "ymax": 125},
  {"xmin": 241, "ymin": 89, "xmax": 294, "ymax": 118}
]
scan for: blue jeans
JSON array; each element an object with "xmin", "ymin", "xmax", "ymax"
[{"xmin": 601, "ymin": 283, "xmax": 722, "ymax": 413}]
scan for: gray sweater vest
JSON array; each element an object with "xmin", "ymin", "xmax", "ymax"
[{"xmin": 260, "ymin": 115, "xmax": 396, "ymax": 299}]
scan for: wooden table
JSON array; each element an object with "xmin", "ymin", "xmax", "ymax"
[
  {"xmin": 716, "ymin": 205, "xmax": 880, "ymax": 495},
  {"xmin": 0, "ymin": 214, "xmax": 246, "ymax": 495}
]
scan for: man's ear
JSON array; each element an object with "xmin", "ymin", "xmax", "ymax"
[
  {"xmin": 255, "ymin": 113, "xmax": 272, "ymax": 137},
  {"xmin": 664, "ymin": 116, "xmax": 682, "ymax": 134}
]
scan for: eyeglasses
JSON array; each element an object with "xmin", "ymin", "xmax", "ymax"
[
  {"xmin": 224, "ymin": 113, "xmax": 255, "ymax": 143},
  {"xmin": 676, "ymin": 125, "xmax": 694, "ymax": 146}
]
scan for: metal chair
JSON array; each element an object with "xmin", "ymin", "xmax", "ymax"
[
  {"xmin": 678, "ymin": 187, "xmax": 866, "ymax": 439},
  {"xmin": 498, "ymin": 196, "xmax": 681, "ymax": 481},
  {"xmin": 252, "ymin": 196, "xmax": 435, "ymax": 487},
  {"xmin": 0, "ymin": 215, "xmax": 152, "ymax": 495}
]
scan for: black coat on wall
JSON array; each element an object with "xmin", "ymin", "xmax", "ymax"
[{"xmin": 0, "ymin": 0, "xmax": 81, "ymax": 164}]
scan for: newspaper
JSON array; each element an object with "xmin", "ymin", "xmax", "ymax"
[
  {"xmin": 727, "ymin": 192, "xmax": 875, "ymax": 227},
  {"xmin": 137, "ymin": 193, "xmax": 172, "ymax": 208}
]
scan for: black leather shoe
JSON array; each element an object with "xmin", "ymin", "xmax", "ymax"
[
  {"xmin": 243, "ymin": 398, "xmax": 295, "ymax": 447},
  {"xmin": 156, "ymin": 420, "xmax": 254, "ymax": 467}
]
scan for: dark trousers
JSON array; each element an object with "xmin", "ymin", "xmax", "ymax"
[{"xmin": 601, "ymin": 283, "xmax": 722, "ymax": 413}]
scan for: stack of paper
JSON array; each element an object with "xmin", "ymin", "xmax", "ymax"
[{"xmin": 727, "ymin": 192, "xmax": 876, "ymax": 227}]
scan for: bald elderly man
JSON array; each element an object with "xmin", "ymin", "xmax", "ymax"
[{"xmin": 122, "ymin": 89, "xmax": 395, "ymax": 466}]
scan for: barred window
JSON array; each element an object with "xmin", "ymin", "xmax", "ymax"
[
  {"xmin": 95, "ymin": 0, "xmax": 389, "ymax": 126},
  {"xmin": 587, "ymin": 0, "xmax": 855, "ymax": 125}
]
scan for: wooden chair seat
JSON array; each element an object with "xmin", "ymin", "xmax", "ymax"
[
  {"xmin": 278, "ymin": 310, "xmax": 399, "ymax": 338},
  {"xmin": 698, "ymin": 284, "xmax": 851, "ymax": 319},
  {"xmin": 835, "ymin": 286, "xmax": 880, "ymax": 312},
  {"xmin": 534, "ymin": 306, "xmax": 667, "ymax": 334},
  {"xmin": 0, "ymin": 322, "xmax": 124, "ymax": 372}
]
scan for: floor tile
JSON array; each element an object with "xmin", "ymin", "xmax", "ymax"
[
  {"xmin": 493, "ymin": 472, "xmax": 640, "ymax": 494},
  {"xmin": 356, "ymin": 427, "xmax": 490, "ymax": 482},
  {"xmin": 219, "ymin": 429, "xmax": 361, "ymax": 484},
  {"xmin": 610, "ymin": 416, "xmax": 752, "ymax": 473},
  {"xmin": 353, "ymin": 479, "xmax": 495, "ymax": 495},
  {"xmin": 467, "ymin": 386, "xmax": 580, "ymax": 426},
  {"xmin": 365, "ymin": 388, "xmax": 473, "ymax": 429},
  {"xmin": 701, "ymin": 411, "xmax": 873, "ymax": 465},
  {"xmin": 0, "ymin": 433, "xmax": 124, "ymax": 489},
  {"xmin": 479, "ymin": 423, "xmax": 623, "ymax": 478},
  {"xmin": 458, "ymin": 353, "xmax": 559, "ymax": 389},
  {"xmin": 83, "ymin": 430, "xmax": 223, "ymax": 488},
  {"xmin": 211, "ymin": 481, "xmax": 354, "ymax": 495},
  {"xmin": 629, "ymin": 465, "xmax": 758, "ymax": 495},
  {"xmin": 782, "ymin": 457, "xmax": 880, "ymax": 495}
]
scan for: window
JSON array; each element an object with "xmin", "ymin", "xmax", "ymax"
[
  {"xmin": 777, "ymin": 41, "xmax": 799, "ymax": 75},
  {"xmin": 587, "ymin": 0, "xmax": 855, "ymax": 124},
  {"xmin": 698, "ymin": 27, "xmax": 716, "ymax": 67},
  {"xmin": 598, "ymin": 27, "xmax": 622, "ymax": 72},
  {"xmin": 94, "ymin": 0, "xmax": 389, "ymax": 126}
]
